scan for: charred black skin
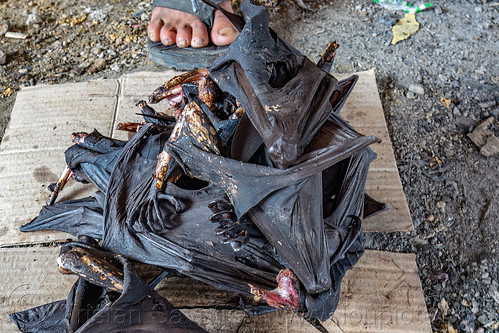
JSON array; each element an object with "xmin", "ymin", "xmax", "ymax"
[
  {"xmin": 17, "ymin": 0, "xmax": 386, "ymax": 329},
  {"xmin": 10, "ymin": 236, "xmax": 206, "ymax": 333}
]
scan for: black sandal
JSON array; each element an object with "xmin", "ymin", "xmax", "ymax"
[{"xmin": 148, "ymin": 0, "xmax": 241, "ymax": 70}]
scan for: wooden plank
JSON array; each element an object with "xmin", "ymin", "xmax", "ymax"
[
  {"xmin": 0, "ymin": 69, "xmax": 411, "ymax": 246},
  {"xmin": 0, "ymin": 248, "xmax": 430, "ymax": 332}
]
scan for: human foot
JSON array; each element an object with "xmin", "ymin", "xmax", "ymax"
[{"xmin": 147, "ymin": 1, "xmax": 238, "ymax": 49}]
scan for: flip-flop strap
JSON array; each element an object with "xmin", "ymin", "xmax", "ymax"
[{"xmin": 153, "ymin": 0, "xmax": 227, "ymax": 27}]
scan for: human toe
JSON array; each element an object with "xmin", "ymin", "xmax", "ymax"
[
  {"xmin": 176, "ymin": 24, "xmax": 192, "ymax": 48},
  {"xmin": 147, "ymin": 16, "xmax": 163, "ymax": 42},
  {"xmin": 159, "ymin": 25, "xmax": 176, "ymax": 46},
  {"xmin": 211, "ymin": 3, "xmax": 239, "ymax": 46},
  {"xmin": 190, "ymin": 22, "xmax": 209, "ymax": 48}
]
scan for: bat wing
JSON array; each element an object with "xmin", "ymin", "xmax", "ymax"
[
  {"xmin": 10, "ymin": 300, "xmax": 67, "ymax": 333},
  {"xmin": 20, "ymin": 196, "xmax": 104, "ymax": 239}
]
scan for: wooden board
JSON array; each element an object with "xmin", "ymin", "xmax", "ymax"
[
  {"xmin": 0, "ymin": 248, "xmax": 431, "ymax": 332},
  {"xmin": 0, "ymin": 69, "xmax": 412, "ymax": 246}
]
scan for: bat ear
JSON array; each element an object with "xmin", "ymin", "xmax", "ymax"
[
  {"xmin": 363, "ymin": 193, "xmax": 388, "ymax": 219},
  {"xmin": 330, "ymin": 75, "xmax": 359, "ymax": 115}
]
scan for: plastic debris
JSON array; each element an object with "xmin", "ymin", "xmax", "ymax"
[
  {"xmin": 4, "ymin": 32, "xmax": 28, "ymax": 39},
  {"xmin": 440, "ymin": 97, "xmax": 452, "ymax": 109},
  {"xmin": 1, "ymin": 87, "xmax": 14, "ymax": 98},
  {"xmin": 374, "ymin": 0, "xmax": 433, "ymax": 13},
  {"xmin": 391, "ymin": 13, "xmax": 420, "ymax": 44},
  {"xmin": 438, "ymin": 298, "xmax": 449, "ymax": 317}
]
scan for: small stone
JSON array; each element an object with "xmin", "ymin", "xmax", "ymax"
[
  {"xmin": 479, "ymin": 101, "xmax": 496, "ymax": 109},
  {"xmin": 434, "ymin": 6, "xmax": 442, "ymax": 15},
  {"xmin": 87, "ymin": 8, "xmax": 108, "ymax": 23},
  {"xmin": 480, "ymin": 135, "xmax": 499, "ymax": 157},
  {"xmin": 26, "ymin": 13, "xmax": 42, "ymax": 26},
  {"xmin": 482, "ymin": 277, "xmax": 492, "ymax": 285},
  {"xmin": 75, "ymin": 61, "xmax": 91, "ymax": 75},
  {"xmin": 436, "ymin": 201, "xmax": 446, "ymax": 209},
  {"xmin": 110, "ymin": 62, "xmax": 120, "ymax": 72},
  {"xmin": 438, "ymin": 298, "xmax": 449, "ymax": 317},
  {"xmin": 490, "ymin": 287, "xmax": 499, "ymax": 305},
  {"xmin": 427, "ymin": 214, "xmax": 435, "ymax": 222},
  {"xmin": 471, "ymin": 299, "xmax": 479, "ymax": 314},
  {"xmin": 456, "ymin": 116, "xmax": 474, "ymax": 132},
  {"xmin": 477, "ymin": 314, "xmax": 489, "ymax": 325},
  {"xmin": 407, "ymin": 91, "xmax": 415, "ymax": 99},
  {"xmin": 461, "ymin": 299, "xmax": 470, "ymax": 307},
  {"xmin": 0, "ymin": 50, "xmax": 6, "ymax": 65},
  {"xmin": 490, "ymin": 107, "xmax": 499, "ymax": 118},
  {"xmin": 131, "ymin": 10, "xmax": 143, "ymax": 18},
  {"xmin": 0, "ymin": 18, "xmax": 8, "ymax": 36},
  {"xmin": 409, "ymin": 84, "xmax": 425, "ymax": 95},
  {"xmin": 91, "ymin": 47, "xmax": 102, "ymax": 55},
  {"xmin": 475, "ymin": 66, "xmax": 486, "ymax": 75},
  {"xmin": 467, "ymin": 117, "xmax": 495, "ymax": 147},
  {"xmin": 379, "ymin": 17, "xmax": 396, "ymax": 26},
  {"xmin": 87, "ymin": 58, "xmax": 106, "ymax": 74},
  {"xmin": 410, "ymin": 235, "xmax": 428, "ymax": 246}
]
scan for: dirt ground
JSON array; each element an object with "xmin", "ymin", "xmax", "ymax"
[{"xmin": 0, "ymin": 0, "xmax": 498, "ymax": 332}]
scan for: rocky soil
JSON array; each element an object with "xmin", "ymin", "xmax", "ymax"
[{"xmin": 0, "ymin": 0, "xmax": 498, "ymax": 332}]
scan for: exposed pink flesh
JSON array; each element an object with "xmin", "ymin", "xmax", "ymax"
[
  {"xmin": 249, "ymin": 268, "xmax": 300, "ymax": 310},
  {"xmin": 72, "ymin": 132, "xmax": 89, "ymax": 144},
  {"xmin": 168, "ymin": 93, "xmax": 184, "ymax": 108}
]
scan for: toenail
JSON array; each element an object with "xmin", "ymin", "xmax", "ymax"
[
  {"xmin": 178, "ymin": 39, "xmax": 187, "ymax": 46},
  {"xmin": 193, "ymin": 38, "xmax": 205, "ymax": 46},
  {"xmin": 217, "ymin": 27, "xmax": 237, "ymax": 36},
  {"xmin": 162, "ymin": 38, "xmax": 172, "ymax": 45}
]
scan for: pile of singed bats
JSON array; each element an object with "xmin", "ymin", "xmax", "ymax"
[{"xmin": 10, "ymin": 1, "xmax": 386, "ymax": 332}]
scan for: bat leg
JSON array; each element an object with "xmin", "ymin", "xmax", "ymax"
[{"xmin": 46, "ymin": 166, "xmax": 73, "ymax": 206}]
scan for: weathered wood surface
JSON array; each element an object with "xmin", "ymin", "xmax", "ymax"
[
  {"xmin": 0, "ymin": 69, "xmax": 412, "ymax": 246},
  {"xmin": 0, "ymin": 248, "xmax": 431, "ymax": 332}
]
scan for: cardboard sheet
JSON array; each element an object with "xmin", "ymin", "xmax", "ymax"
[
  {"xmin": 337, "ymin": 71, "xmax": 413, "ymax": 233},
  {"xmin": 0, "ymin": 69, "xmax": 412, "ymax": 246},
  {"xmin": 0, "ymin": 248, "xmax": 431, "ymax": 332}
]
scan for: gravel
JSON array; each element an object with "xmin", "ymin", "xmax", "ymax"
[{"xmin": 1, "ymin": 0, "xmax": 498, "ymax": 332}]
